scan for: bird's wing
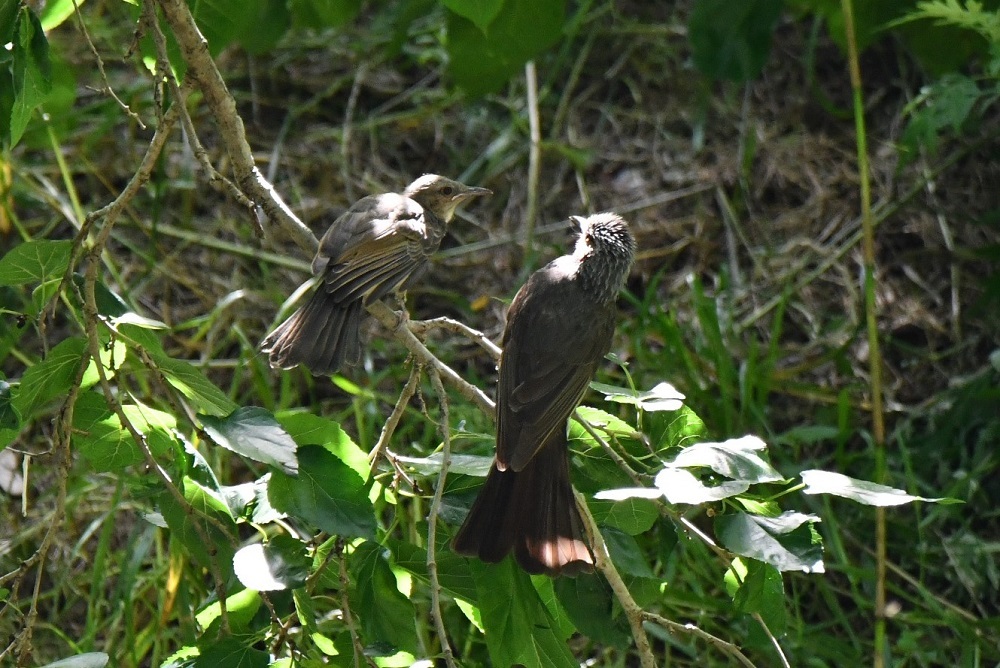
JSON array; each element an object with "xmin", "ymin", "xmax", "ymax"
[
  {"xmin": 313, "ymin": 194, "xmax": 432, "ymax": 303},
  {"xmin": 496, "ymin": 263, "xmax": 616, "ymax": 472}
]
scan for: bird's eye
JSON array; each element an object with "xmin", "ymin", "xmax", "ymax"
[{"xmin": 441, "ymin": 186, "xmax": 455, "ymax": 196}]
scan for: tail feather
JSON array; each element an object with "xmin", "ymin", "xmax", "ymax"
[
  {"xmin": 453, "ymin": 434, "xmax": 593, "ymax": 576},
  {"xmin": 261, "ymin": 290, "xmax": 363, "ymax": 375}
]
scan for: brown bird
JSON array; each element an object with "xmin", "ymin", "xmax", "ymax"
[
  {"xmin": 453, "ymin": 212, "xmax": 636, "ymax": 576},
  {"xmin": 261, "ymin": 175, "xmax": 491, "ymax": 375}
]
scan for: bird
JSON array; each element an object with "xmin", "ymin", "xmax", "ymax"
[
  {"xmin": 261, "ymin": 174, "xmax": 491, "ymax": 375},
  {"xmin": 452, "ymin": 212, "xmax": 636, "ymax": 576}
]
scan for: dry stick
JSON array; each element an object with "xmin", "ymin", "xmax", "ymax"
[
  {"xmin": 409, "ymin": 317, "xmax": 502, "ymax": 361},
  {"xmin": 72, "ymin": 0, "xmax": 145, "ymax": 127},
  {"xmin": 153, "ymin": 0, "xmax": 314, "ymax": 254},
  {"xmin": 426, "ymin": 368, "xmax": 457, "ymax": 668},
  {"xmin": 575, "ymin": 489, "xmax": 655, "ymax": 668},
  {"xmin": 369, "ymin": 364, "xmax": 423, "ymax": 477},
  {"xmin": 142, "ymin": 0, "xmax": 257, "ymax": 226},
  {"xmin": 366, "ymin": 302, "xmax": 496, "ymax": 419},
  {"xmin": 641, "ymin": 611, "xmax": 758, "ymax": 668}
]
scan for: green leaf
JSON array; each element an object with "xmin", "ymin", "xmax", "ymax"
[
  {"xmin": 13, "ymin": 336, "xmax": 86, "ymax": 419},
  {"xmin": 9, "ymin": 6, "xmax": 52, "ymax": 146},
  {"xmin": 390, "ymin": 539, "xmax": 479, "ymax": 603},
  {"xmin": 572, "ymin": 406, "xmax": 636, "ymax": 439},
  {"xmin": 277, "ymin": 411, "xmax": 368, "ymax": 480},
  {"xmin": 159, "ymin": 477, "xmax": 237, "ymax": 573},
  {"xmin": 553, "ymin": 574, "xmax": 629, "ymax": 648},
  {"xmin": 348, "ymin": 541, "xmax": 419, "ymax": 653},
  {"xmin": 689, "ymin": 0, "xmax": 783, "ymax": 81},
  {"xmin": 724, "ymin": 558, "xmax": 786, "ymax": 633},
  {"xmin": 193, "ymin": 637, "xmax": 268, "ymax": 668},
  {"xmin": 195, "ymin": 588, "xmax": 262, "ymax": 633},
  {"xmin": 671, "ymin": 435, "xmax": 783, "ymax": 484},
  {"xmin": 0, "ymin": 240, "xmax": 72, "ymax": 286},
  {"xmin": 472, "ymin": 559, "xmax": 577, "ymax": 668},
  {"xmin": 37, "ymin": 653, "xmax": 109, "ymax": 668},
  {"xmin": 441, "ymin": 0, "xmax": 503, "ymax": 32},
  {"xmin": 446, "ymin": 0, "xmax": 566, "ymax": 96},
  {"xmin": 588, "ymin": 497, "xmax": 659, "ymax": 535},
  {"xmin": 590, "ymin": 380, "xmax": 685, "ymax": 412},
  {"xmin": 268, "ymin": 445, "xmax": 375, "ymax": 539},
  {"xmin": 39, "ymin": 0, "xmax": 86, "ymax": 31},
  {"xmin": 0, "ymin": 380, "xmax": 19, "ymax": 430},
  {"xmin": 715, "ymin": 511, "xmax": 824, "ymax": 573},
  {"xmin": 233, "ymin": 535, "xmax": 310, "ymax": 591},
  {"xmin": 800, "ymin": 469, "xmax": 956, "ymax": 506},
  {"xmin": 603, "ymin": 526, "xmax": 655, "ymax": 578},
  {"xmin": 394, "ymin": 452, "xmax": 494, "ymax": 477},
  {"xmin": 73, "ymin": 392, "xmax": 174, "ymax": 473},
  {"xmin": 152, "ymin": 353, "xmax": 236, "ymax": 417},
  {"xmin": 200, "ymin": 406, "xmax": 298, "ymax": 475}
]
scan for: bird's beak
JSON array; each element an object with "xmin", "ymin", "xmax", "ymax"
[
  {"xmin": 457, "ymin": 186, "xmax": 492, "ymax": 201},
  {"xmin": 568, "ymin": 215, "xmax": 585, "ymax": 232}
]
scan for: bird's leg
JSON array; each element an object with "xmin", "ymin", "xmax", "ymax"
[{"xmin": 391, "ymin": 290, "xmax": 410, "ymax": 322}]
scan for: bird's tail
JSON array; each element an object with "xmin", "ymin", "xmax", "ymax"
[
  {"xmin": 452, "ymin": 434, "xmax": 594, "ymax": 576},
  {"xmin": 260, "ymin": 288, "xmax": 363, "ymax": 375}
]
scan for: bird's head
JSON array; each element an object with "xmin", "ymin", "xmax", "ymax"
[
  {"xmin": 403, "ymin": 174, "xmax": 492, "ymax": 222},
  {"xmin": 568, "ymin": 213, "xmax": 636, "ymax": 303}
]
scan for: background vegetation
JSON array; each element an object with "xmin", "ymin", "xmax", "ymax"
[{"xmin": 2, "ymin": 0, "xmax": 999, "ymax": 666}]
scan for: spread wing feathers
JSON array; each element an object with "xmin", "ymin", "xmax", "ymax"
[
  {"xmin": 261, "ymin": 290, "xmax": 364, "ymax": 374},
  {"xmin": 323, "ymin": 240, "xmax": 427, "ymax": 304},
  {"xmin": 312, "ymin": 195, "xmax": 431, "ymax": 304},
  {"xmin": 452, "ymin": 432, "xmax": 594, "ymax": 576},
  {"xmin": 495, "ymin": 271, "xmax": 616, "ymax": 472}
]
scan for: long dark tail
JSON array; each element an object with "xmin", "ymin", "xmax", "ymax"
[
  {"xmin": 261, "ymin": 289, "xmax": 363, "ymax": 375},
  {"xmin": 452, "ymin": 434, "xmax": 594, "ymax": 576}
]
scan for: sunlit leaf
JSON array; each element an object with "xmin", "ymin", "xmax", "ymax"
[
  {"xmin": 590, "ymin": 380, "xmax": 685, "ymax": 412},
  {"xmin": 277, "ymin": 411, "xmax": 368, "ymax": 480},
  {"xmin": 152, "ymin": 353, "xmax": 236, "ymax": 417},
  {"xmin": 671, "ymin": 435, "xmax": 783, "ymax": 483},
  {"xmin": 800, "ymin": 469, "xmax": 956, "ymax": 506},
  {"xmin": 234, "ymin": 536, "xmax": 309, "ymax": 591},
  {"xmin": 37, "ymin": 653, "xmax": 109, "ymax": 668},
  {"xmin": 655, "ymin": 467, "xmax": 751, "ymax": 504},
  {"xmin": 200, "ymin": 406, "xmax": 298, "ymax": 474}
]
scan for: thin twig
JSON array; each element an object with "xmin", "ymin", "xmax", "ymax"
[
  {"xmin": 153, "ymin": 0, "xmax": 314, "ymax": 253},
  {"xmin": 426, "ymin": 368, "xmax": 457, "ymax": 667},
  {"xmin": 642, "ymin": 611, "xmax": 758, "ymax": 668},
  {"xmin": 369, "ymin": 363, "xmax": 422, "ymax": 476},
  {"xmin": 409, "ymin": 317, "xmax": 502, "ymax": 361},
  {"xmin": 366, "ymin": 302, "xmax": 496, "ymax": 419}
]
